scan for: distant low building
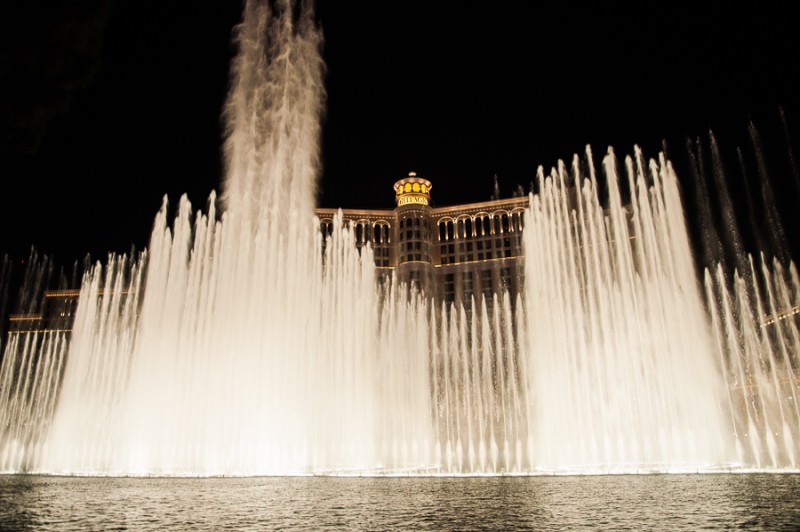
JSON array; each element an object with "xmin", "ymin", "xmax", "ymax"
[{"xmin": 6, "ymin": 289, "xmax": 80, "ymax": 334}]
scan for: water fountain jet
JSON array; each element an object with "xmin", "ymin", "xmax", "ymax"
[{"xmin": 0, "ymin": 0, "xmax": 798, "ymax": 476}]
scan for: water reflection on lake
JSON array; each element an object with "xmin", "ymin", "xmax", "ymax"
[{"xmin": 1, "ymin": 474, "xmax": 799, "ymax": 530}]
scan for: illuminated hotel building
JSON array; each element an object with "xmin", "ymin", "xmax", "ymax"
[
  {"xmin": 5, "ymin": 173, "xmax": 528, "ymax": 334},
  {"xmin": 316, "ymin": 172, "xmax": 528, "ymax": 308}
]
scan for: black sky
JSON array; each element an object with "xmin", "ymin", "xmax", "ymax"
[{"xmin": 1, "ymin": 1, "xmax": 799, "ymax": 265}]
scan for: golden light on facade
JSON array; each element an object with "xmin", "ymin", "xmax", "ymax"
[{"xmin": 394, "ymin": 172, "xmax": 432, "ymax": 207}]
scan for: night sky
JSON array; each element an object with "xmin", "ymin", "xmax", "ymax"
[{"xmin": 1, "ymin": 1, "xmax": 798, "ymax": 266}]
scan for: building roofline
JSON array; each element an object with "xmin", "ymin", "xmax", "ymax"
[
  {"xmin": 316, "ymin": 207, "xmax": 395, "ymax": 218},
  {"xmin": 315, "ymin": 195, "xmax": 530, "ymax": 219},
  {"xmin": 430, "ymin": 196, "xmax": 529, "ymax": 215}
]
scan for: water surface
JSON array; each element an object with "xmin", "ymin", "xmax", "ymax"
[{"xmin": 1, "ymin": 474, "xmax": 799, "ymax": 530}]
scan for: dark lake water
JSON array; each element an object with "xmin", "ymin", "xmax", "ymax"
[{"xmin": 1, "ymin": 474, "xmax": 799, "ymax": 530}]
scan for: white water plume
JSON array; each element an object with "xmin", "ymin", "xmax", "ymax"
[
  {"xmin": 706, "ymin": 258, "xmax": 800, "ymax": 469},
  {"xmin": 26, "ymin": 0, "xmax": 431, "ymax": 475},
  {"xmin": 1, "ymin": 0, "xmax": 798, "ymax": 476},
  {"xmin": 521, "ymin": 148, "xmax": 732, "ymax": 472}
]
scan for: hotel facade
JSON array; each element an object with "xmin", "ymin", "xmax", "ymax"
[
  {"xmin": 317, "ymin": 172, "xmax": 528, "ymax": 310},
  {"xmin": 6, "ymin": 173, "xmax": 528, "ymax": 334}
]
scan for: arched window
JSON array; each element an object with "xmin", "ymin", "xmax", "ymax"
[
  {"xmin": 439, "ymin": 221, "xmax": 447, "ymax": 241},
  {"xmin": 320, "ymin": 220, "xmax": 333, "ymax": 239},
  {"xmin": 465, "ymin": 218, "xmax": 473, "ymax": 238}
]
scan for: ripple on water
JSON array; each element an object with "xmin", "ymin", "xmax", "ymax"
[{"xmin": 1, "ymin": 474, "xmax": 799, "ymax": 531}]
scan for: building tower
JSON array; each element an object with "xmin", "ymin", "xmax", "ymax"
[{"xmin": 393, "ymin": 172, "xmax": 434, "ymax": 291}]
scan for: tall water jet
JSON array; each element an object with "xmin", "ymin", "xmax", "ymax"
[
  {"xmin": 0, "ymin": 251, "xmax": 69, "ymax": 472},
  {"xmin": 520, "ymin": 148, "xmax": 731, "ymax": 472},
  {"xmin": 705, "ymin": 258, "xmax": 800, "ymax": 469},
  {"xmin": 0, "ymin": 255, "xmax": 12, "ymax": 356},
  {"xmin": 18, "ymin": 0, "xmax": 433, "ymax": 475},
  {"xmin": 682, "ymin": 119, "xmax": 800, "ymax": 471}
]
